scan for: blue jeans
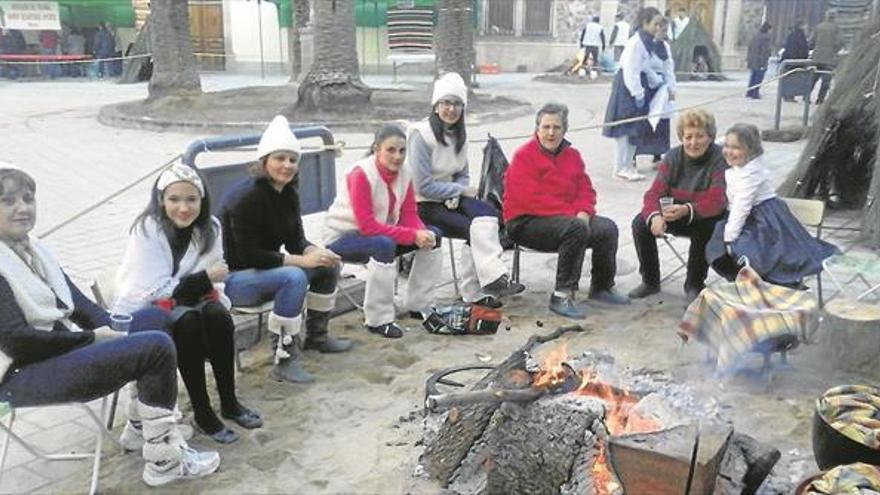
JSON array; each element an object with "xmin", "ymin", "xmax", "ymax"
[
  {"xmin": 417, "ymin": 197, "xmax": 499, "ymax": 241},
  {"xmin": 225, "ymin": 265, "xmax": 338, "ymax": 318},
  {"xmin": 747, "ymin": 68, "xmax": 766, "ymax": 98},
  {"xmin": 0, "ymin": 329, "xmax": 177, "ymax": 410},
  {"xmin": 327, "ymin": 226, "xmax": 443, "ymax": 264}
]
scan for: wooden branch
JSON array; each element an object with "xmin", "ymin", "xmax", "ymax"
[{"xmin": 426, "ymin": 387, "xmax": 545, "ymax": 412}]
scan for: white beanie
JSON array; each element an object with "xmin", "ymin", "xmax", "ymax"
[
  {"xmin": 256, "ymin": 115, "xmax": 302, "ymax": 160},
  {"xmin": 431, "ymin": 72, "xmax": 468, "ymax": 106}
]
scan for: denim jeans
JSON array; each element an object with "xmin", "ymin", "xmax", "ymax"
[
  {"xmin": 0, "ymin": 330, "xmax": 178, "ymax": 410},
  {"xmin": 747, "ymin": 68, "xmax": 766, "ymax": 98},
  {"xmin": 326, "ymin": 226, "xmax": 443, "ymax": 264},
  {"xmin": 417, "ymin": 197, "xmax": 499, "ymax": 241},
  {"xmin": 507, "ymin": 215, "xmax": 619, "ymax": 292},
  {"xmin": 225, "ymin": 265, "xmax": 338, "ymax": 318}
]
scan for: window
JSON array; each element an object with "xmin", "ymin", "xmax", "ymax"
[
  {"xmin": 486, "ymin": 0, "xmax": 516, "ymax": 35},
  {"xmin": 523, "ymin": 0, "xmax": 552, "ymax": 36}
]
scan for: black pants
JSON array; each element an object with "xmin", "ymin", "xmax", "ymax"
[
  {"xmin": 811, "ymin": 62, "xmax": 834, "ymax": 103},
  {"xmin": 507, "ymin": 215, "xmax": 619, "ymax": 292},
  {"xmin": 631, "ymin": 213, "xmax": 723, "ymax": 290},
  {"xmin": 172, "ymin": 302, "xmax": 239, "ymax": 433}
]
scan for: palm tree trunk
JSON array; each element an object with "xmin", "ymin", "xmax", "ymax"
[
  {"xmin": 295, "ymin": 0, "xmax": 370, "ymax": 112},
  {"xmin": 148, "ymin": 0, "xmax": 202, "ymax": 100},
  {"xmin": 435, "ymin": 0, "xmax": 474, "ymax": 87},
  {"xmin": 288, "ymin": 0, "xmax": 310, "ymax": 82}
]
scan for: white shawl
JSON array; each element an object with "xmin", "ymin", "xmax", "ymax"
[
  {"xmin": 0, "ymin": 235, "xmax": 81, "ymax": 332},
  {"xmin": 113, "ymin": 216, "xmax": 230, "ymax": 314}
]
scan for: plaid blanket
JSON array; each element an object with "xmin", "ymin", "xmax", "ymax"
[
  {"xmin": 818, "ymin": 385, "xmax": 880, "ymax": 450},
  {"xmin": 803, "ymin": 462, "xmax": 880, "ymax": 494},
  {"xmin": 678, "ymin": 266, "xmax": 817, "ymax": 372}
]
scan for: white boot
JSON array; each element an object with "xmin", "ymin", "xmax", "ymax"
[
  {"xmin": 458, "ymin": 244, "xmax": 485, "ymax": 303},
  {"xmin": 139, "ymin": 402, "xmax": 220, "ymax": 487},
  {"xmin": 364, "ymin": 259, "xmax": 398, "ymax": 327},
  {"xmin": 120, "ymin": 383, "xmax": 193, "ymax": 452},
  {"xmin": 267, "ymin": 312, "xmax": 312, "ymax": 383},
  {"xmin": 404, "ymin": 247, "xmax": 442, "ymax": 315},
  {"xmin": 470, "ymin": 217, "xmax": 524, "ymax": 298}
]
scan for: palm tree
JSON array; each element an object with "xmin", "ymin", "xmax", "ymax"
[
  {"xmin": 435, "ymin": 0, "xmax": 474, "ymax": 87},
  {"xmin": 295, "ymin": 0, "xmax": 370, "ymax": 112},
  {"xmin": 147, "ymin": 0, "xmax": 202, "ymax": 100},
  {"xmin": 288, "ymin": 0, "xmax": 310, "ymax": 81}
]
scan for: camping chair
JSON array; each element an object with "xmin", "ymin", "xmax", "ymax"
[
  {"xmin": 780, "ymin": 197, "xmax": 828, "ymax": 307},
  {"xmin": 0, "ymin": 398, "xmax": 119, "ymax": 495}
]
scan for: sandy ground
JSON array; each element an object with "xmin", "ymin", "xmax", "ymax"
[{"xmin": 14, "ymin": 71, "xmax": 872, "ymax": 494}]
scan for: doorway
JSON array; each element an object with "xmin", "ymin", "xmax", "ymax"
[{"xmin": 189, "ymin": 0, "xmax": 225, "ymax": 71}]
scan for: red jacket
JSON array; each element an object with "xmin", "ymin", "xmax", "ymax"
[{"xmin": 503, "ymin": 136, "xmax": 597, "ymax": 223}]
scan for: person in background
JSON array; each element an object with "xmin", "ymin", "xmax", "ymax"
[
  {"xmin": 221, "ymin": 115, "xmax": 351, "ymax": 384},
  {"xmin": 408, "ymin": 72, "xmax": 524, "ymax": 306},
  {"xmin": 746, "ymin": 22, "xmax": 773, "ymax": 99},
  {"xmin": 706, "ymin": 124, "xmax": 839, "ymax": 285},
  {"xmin": 504, "ymin": 103, "xmax": 629, "ymax": 320},
  {"xmin": 325, "ymin": 124, "xmax": 445, "ymax": 338},
  {"xmin": 115, "ymin": 163, "xmax": 262, "ymax": 444},
  {"xmin": 38, "ymin": 30, "xmax": 61, "ymax": 79},
  {"xmin": 0, "ymin": 165, "xmax": 220, "ymax": 487},
  {"xmin": 629, "ymin": 109, "xmax": 727, "ymax": 304},
  {"xmin": 579, "ymin": 16, "xmax": 606, "ymax": 70},
  {"xmin": 1, "ymin": 29, "xmax": 26, "ymax": 80},
  {"xmin": 780, "ymin": 20, "xmax": 810, "ymax": 103},
  {"xmin": 810, "ymin": 10, "xmax": 843, "ymax": 105},
  {"xmin": 603, "ymin": 6, "xmax": 668, "ymax": 182},
  {"xmin": 608, "ymin": 12, "xmax": 631, "ymax": 63},
  {"xmin": 635, "ymin": 15, "xmax": 676, "ymax": 169},
  {"xmin": 93, "ymin": 21, "xmax": 116, "ymax": 79},
  {"xmin": 673, "ymin": 8, "xmax": 690, "ymax": 40}
]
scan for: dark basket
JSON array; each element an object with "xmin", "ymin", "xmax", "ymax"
[{"xmin": 812, "ymin": 409, "xmax": 880, "ymax": 470}]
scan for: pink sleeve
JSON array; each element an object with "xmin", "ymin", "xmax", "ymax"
[
  {"xmin": 348, "ymin": 168, "xmax": 419, "ymax": 245},
  {"xmin": 397, "ymin": 184, "xmax": 425, "ymax": 232}
]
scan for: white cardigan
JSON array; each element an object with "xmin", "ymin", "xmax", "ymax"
[
  {"xmin": 724, "ymin": 156, "xmax": 777, "ymax": 243},
  {"xmin": 113, "ymin": 216, "xmax": 230, "ymax": 314}
]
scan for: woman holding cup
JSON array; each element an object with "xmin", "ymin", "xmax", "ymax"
[
  {"xmin": 115, "ymin": 163, "xmax": 262, "ymax": 444},
  {"xmin": 629, "ymin": 109, "xmax": 728, "ymax": 303}
]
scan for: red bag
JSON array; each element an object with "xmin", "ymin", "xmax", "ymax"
[{"xmin": 468, "ymin": 304, "xmax": 502, "ymax": 335}]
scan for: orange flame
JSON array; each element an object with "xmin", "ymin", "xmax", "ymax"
[{"xmin": 531, "ymin": 342, "xmax": 570, "ymax": 389}]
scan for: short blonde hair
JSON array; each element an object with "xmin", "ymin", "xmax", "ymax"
[{"xmin": 676, "ymin": 109, "xmax": 716, "ymax": 140}]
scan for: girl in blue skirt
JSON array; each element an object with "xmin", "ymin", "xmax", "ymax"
[{"xmin": 707, "ymin": 124, "xmax": 839, "ymax": 286}]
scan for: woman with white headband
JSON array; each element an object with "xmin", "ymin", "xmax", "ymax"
[
  {"xmin": 220, "ymin": 115, "xmax": 350, "ymax": 384},
  {"xmin": 0, "ymin": 165, "xmax": 220, "ymax": 487},
  {"xmin": 115, "ymin": 163, "xmax": 262, "ymax": 444},
  {"xmin": 407, "ymin": 72, "xmax": 524, "ymax": 306}
]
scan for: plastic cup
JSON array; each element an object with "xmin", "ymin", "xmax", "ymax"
[
  {"xmin": 659, "ymin": 196, "xmax": 675, "ymax": 212},
  {"xmin": 110, "ymin": 313, "xmax": 133, "ymax": 333}
]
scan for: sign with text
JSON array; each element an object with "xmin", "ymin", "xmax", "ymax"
[{"xmin": 0, "ymin": 1, "xmax": 61, "ymax": 31}]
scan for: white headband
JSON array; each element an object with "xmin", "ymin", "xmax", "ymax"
[{"xmin": 156, "ymin": 163, "xmax": 205, "ymax": 196}]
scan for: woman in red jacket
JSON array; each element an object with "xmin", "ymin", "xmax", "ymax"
[{"xmin": 503, "ymin": 103, "xmax": 629, "ymax": 320}]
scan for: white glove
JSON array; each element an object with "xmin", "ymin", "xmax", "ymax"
[{"xmin": 444, "ymin": 197, "xmax": 460, "ymax": 210}]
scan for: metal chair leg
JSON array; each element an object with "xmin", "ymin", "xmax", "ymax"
[
  {"xmin": 512, "ymin": 244, "xmax": 521, "ymax": 284},
  {"xmin": 447, "ymin": 238, "xmax": 460, "ymax": 298}
]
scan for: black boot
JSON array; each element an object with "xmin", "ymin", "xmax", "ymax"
[
  {"xmin": 270, "ymin": 333, "xmax": 314, "ymax": 384},
  {"xmin": 303, "ymin": 310, "xmax": 352, "ymax": 353}
]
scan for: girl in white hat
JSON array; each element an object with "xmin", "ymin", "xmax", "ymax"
[
  {"xmin": 115, "ymin": 162, "xmax": 262, "ymax": 444},
  {"xmin": 325, "ymin": 124, "xmax": 445, "ymax": 338},
  {"xmin": 220, "ymin": 115, "xmax": 351, "ymax": 384},
  {"xmin": 407, "ymin": 72, "xmax": 525, "ymax": 305}
]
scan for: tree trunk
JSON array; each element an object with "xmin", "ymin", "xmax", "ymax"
[
  {"xmin": 288, "ymin": 0, "xmax": 310, "ymax": 82},
  {"xmin": 435, "ymin": 0, "xmax": 474, "ymax": 87},
  {"xmin": 294, "ymin": 0, "xmax": 370, "ymax": 113},
  {"xmin": 147, "ymin": 0, "xmax": 202, "ymax": 100}
]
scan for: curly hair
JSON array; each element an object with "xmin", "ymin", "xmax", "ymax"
[{"xmin": 676, "ymin": 108, "xmax": 717, "ymax": 140}]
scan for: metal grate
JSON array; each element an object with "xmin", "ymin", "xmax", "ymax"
[
  {"xmin": 523, "ymin": 0, "xmax": 553, "ymax": 36},
  {"xmin": 486, "ymin": 0, "xmax": 516, "ymax": 35}
]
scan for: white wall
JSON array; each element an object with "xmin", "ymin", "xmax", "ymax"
[{"xmin": 227, "ymin": 0, "xmax": 287, "ymax": 66}]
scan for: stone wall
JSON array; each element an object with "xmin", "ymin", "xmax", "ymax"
[
  {"xmin": 737, "ymin": 0, "xmax": 766, "ymax": 48},
  {"xmin": 554, "ymin": 0, "xmax": 603, "ymax": 43}
]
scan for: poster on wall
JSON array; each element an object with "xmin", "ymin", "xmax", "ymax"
[{"xmin": 0, "ymin": 1, "xmax": 61, "ymax": 30}]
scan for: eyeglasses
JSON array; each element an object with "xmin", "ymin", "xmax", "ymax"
[{"xmin": 437, "ymin": 100, "xmax": 464, "ymax": 110}]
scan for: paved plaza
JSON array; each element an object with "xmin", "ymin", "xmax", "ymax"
[{"xmin": 0, "ymin": 70, "xmax": 838, "ymax": 493}]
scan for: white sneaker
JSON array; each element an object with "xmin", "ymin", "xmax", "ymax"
[
  {"xmin": 120, "ymin": 420, "xmax": 195, "ymax": 452},
  {"xmin": 142, "ymin": 446, "xmax": 220, "ymax": 487},
  {"xmin": 615, "ymin": 168, "xmax": 645, "ymax": 182}
]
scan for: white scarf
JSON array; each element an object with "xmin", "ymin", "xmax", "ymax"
[
  {"xmin": 0, "ymin": 235, "xmax": 82, "ymax": 332},
  {"xmin": 113, "ymin": 216, "xmax": 230, "ymax": 314}
]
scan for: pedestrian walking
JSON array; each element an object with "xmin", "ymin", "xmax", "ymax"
[
  {"xmin": 810, "ymin": 11, "xmax": 843, "ymax": 105},
  {"xmin": 609, "ymin": 12, "xmax": 631, "ymax": 63},
  {"xmin": 746, "ymin": 22, "xmax": 772, "ymax": 99},
  {"xmin": 579, "ymin": 16, "xmax": 605, "ymax": 70}
]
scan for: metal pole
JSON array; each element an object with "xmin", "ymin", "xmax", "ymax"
[
  {"xmin": 803, "ymin": 65, "xmax": 814, "ymax": 127},
  {"xmin": 258, "ymin": 0, "xmax": 265, "ymax": 79},
  {"xmin": 774, "ymin": 61, "xmax": 784, "ymax": 130},
  {"xmin": 278, "ymin": 2, "xmax": 284, "ymax": 76},
  {"xmin": 374, "ymin": 0, "xmax": 379, "ymax": 76}
]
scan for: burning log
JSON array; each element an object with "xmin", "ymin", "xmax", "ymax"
[
  {"xmin": 716, "ymin": 433, "xmax": 782, "ymax": 494},
  {"xmin": 420, "ymin": 324, "xmax": 587, "ymax": 485}
]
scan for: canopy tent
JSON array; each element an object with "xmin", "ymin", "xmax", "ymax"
[
  {"xmin": 670, "ymin": 16, "xmax": 723, "ymax": 78},
  {"xmin": 57, "ymin": 0, "xmax": 134, "ymax": 28}
]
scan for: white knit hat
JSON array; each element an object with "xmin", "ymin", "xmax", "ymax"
[
  {"xmin": 431, "ymin": 72, "xmax": 468, "ymax": 106},
  {"xmin": 156, "ymin": 162, "xmax": 205, "ymax": 196},
  {"xmin": 256, "ymin": 115, "xmax": 302, "ymax": 160}
]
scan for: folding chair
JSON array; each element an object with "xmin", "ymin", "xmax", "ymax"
[
  {"xmin": 660, "ymin": 234, "xmax": 689, "ymax": 283},
  {"xmin": 0, "ymin": 397, "xmax": 119, "ymax": 495},
  {"xmin": 780, "ymin": 197, "xmax": 828, "ymax": 306}
]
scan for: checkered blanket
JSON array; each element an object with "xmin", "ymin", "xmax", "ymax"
[
  {"xmin": 678, "ymin": 266, "xmax": 817, "ymax": 372},
  {"xmin": 802, "ymin": 462, "xmax": 880, "ymax": 494},
  {"xmin": 818, "ymin": 385, "xmax": 880, "ymax": 450}
]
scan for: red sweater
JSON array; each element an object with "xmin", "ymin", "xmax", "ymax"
[
  {"xmin": 503, "ymin": 137, "xmax": 597, "ymax": 223},
  {"xmin": 347, "ymin": 160, "xmax": 424, "ymax": 245},
  {"xmin": 639, "ymin": 144, "xmax": 727, "ymax": 223}
]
